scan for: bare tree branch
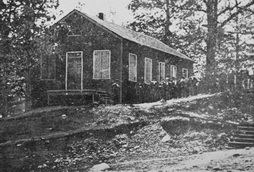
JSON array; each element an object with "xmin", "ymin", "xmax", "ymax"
[
  {"xmin": 219, "ymin": 0, "xmax": 254, "ymax": 28},
  {"xmin": 238, "ymin": 7, "xmax": 254, "ymax": 14},
  {"xmin": 217, "ymin": 1, "xmax": 240, "ymax": 16}
]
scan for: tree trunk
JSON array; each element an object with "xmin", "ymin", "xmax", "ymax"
[
  {"xmin": 25, "ymin": 69, "xmax": 31, "ymax": 111},
  {"xmin": 0, "ymin": 90, "xmax": 8, "ymax": 118},
  {"xmin": 25, "ymin": 53, "xmax": 31, "ymax": 112},
  {"xmin": 163, "ymin": 0, "xmax": 172, "ymax": 44},
  {"xmin": 0, "ymin": 74, "xmax": 8, "ymax": 117},
  {"xmin": 206, "ymin": 0, "xmax": 218, "ymax": 75},
  {"xmin": 165, "ymin": 0, "xmax": 170, "ymax": 36}
]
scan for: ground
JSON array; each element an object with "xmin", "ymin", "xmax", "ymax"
[
  {"xmin": 0, "ymin": 90, "xmax": 254, "ymax": 171},
  {"xmin": 109, "ymin": 148, "xmax": 254, "ymax": 172}
]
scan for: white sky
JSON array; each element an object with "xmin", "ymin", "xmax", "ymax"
[{"xmin": 56, "ymin": 0, "xmax": 133, "ymax": 25}]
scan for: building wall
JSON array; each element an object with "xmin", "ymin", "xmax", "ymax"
[
  {"xmin": 31, "ymin": 11, "xmax": 193, "ymax": 107},
  {"xmin": 31, "ymin": 12, "xmax": 122, "ymax": 107},
  {"xmin": 59, "ymin": 12, "xmax": 122, "ymax": 91},
  {"xmin": 121, "ymin": 40, "xmax": 193, "ymax": 103}
]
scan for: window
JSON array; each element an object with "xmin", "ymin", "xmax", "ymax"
[
  {"xmin": 66, "ymin": 51, "xmax": 83, "ymax": 90},
  {"xmin": 170, "ymin": 65, "xmax": 177, "ymax": 78},
  {"xmin": 129, "ymin": 53, "xmax": 137, "ymax": 82},
  {"xmin": 93, "ymin": 50, "xmax": 111, "ymax": 79},
  {"xmin": 144, "ymin": 57, "xmax": 152, "ymax": 84},
  {"xmin": 41, "ymin": 54, "xmax": 55, "ymax": 80},
  {"xmin": 158, "ymin": 62, "xmax": 165, "ymax": 82},
  {"xmin": 182, "ymin": 68, "xmax": 188, "ymax": 78}
]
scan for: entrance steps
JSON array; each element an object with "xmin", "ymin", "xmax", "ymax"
[{"xmin": 228, "ymin": 122, "xmax": 254, "ymax": 148}]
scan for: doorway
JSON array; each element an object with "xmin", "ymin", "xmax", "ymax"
[{"xmin": 65, "ymin": 51, "xmax": 83, "ymax": 90}]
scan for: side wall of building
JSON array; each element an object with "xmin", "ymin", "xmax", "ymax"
[{"xmin": 121, "ymin": 40, "xmax": 193, "ymax": 103}]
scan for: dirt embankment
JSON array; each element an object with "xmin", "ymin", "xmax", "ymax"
[{"xmin": 0, "ymin": 90, "xmax": 254, "ymax": 171}]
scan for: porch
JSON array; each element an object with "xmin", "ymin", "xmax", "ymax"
[{"xmin": 47, "ymin": 89, "xmax": 111, "ymax": 106}]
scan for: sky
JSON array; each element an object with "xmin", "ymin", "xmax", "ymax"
[{"xmin": 56, "ymin": 0, "xmax": 133, "ymax": 25}]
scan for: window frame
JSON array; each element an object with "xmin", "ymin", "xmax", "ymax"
[
  {"xmin": 40, "ymin": 54, "xmax": 56, "ymax": 80},
  {"xmin": 65, "ymin": 51, "xmax": 83, "ymax": 90},
  {"xmin": 128, "ymin": 53, "xmax": 137, "ymax": 82},
  {"xmin": 144, "ymin": 57, "xmax": 152, "ymax": 85},
  {"xmin": 170, "ymin": 65, "xmax": 177, "ymax": 79},
  {"xmin": 158, "ymin": 62, "xmax": 166, "ymax": 82},
  {"xmin": 182, "ymin": 68, "xmax": 188, "ymax": 78},
  {"xmin": 93, "ymin": 50, "xmax": 111, "ymax": 80}
]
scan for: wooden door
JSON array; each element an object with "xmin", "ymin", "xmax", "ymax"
[{"xmin": 66, "ymin": 51, "xmax": 83, "ymax": 90}]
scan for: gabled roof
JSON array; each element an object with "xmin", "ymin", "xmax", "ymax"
[{"xmin": 57, "ymin": 9, "xmax": 193, "ymax": 62}]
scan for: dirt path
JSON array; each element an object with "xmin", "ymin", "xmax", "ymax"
[
  {"xmin": 159, "ymin": 148, "xmax": 254, "ymax": 171},
  {"xmin": 110, "ymin": 148, "xmax": 254, "ymax": 171},
  {"xmin": 134, "ymin": 94, "xmax": 214, "ymax": 110}
]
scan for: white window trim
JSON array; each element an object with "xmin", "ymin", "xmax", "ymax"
[
  {"xmin": 158, "ymin": 62, "xmax": 165, "ymax": 82},
  {"xmin": 65, "ymin": 51, "xmax": 83, "ymax": 90},
  {"xmin": 93, "ymin": 50, "xmax": 111, "ymax": 80},
  {"xmin": 170, "ymin": 65, "xmax": 177, "ymax": 78},
  {"xmin": 182, "ymin": 68, "xmax": 188, "ymax": 78},
  {"xmin": 144, "ymin": 57, "xmax": 152, "ymax": 85},
  {"xmin": 128, "ymin": 53, "xmax": 137, "ymax": 82}
]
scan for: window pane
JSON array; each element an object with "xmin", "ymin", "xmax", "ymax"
[
  {"xmin": 170, "ymin": 65, "xmax": 173, "ymax": 78},
  {"xmin": 41, "ymin": 55, "xmax": 55, "ymax": 80},
  {"xmin": 101, "ymin": 51, "xmax": 110, "ymax": 79},
  {"xmin": 170, "ymin": 65, "xmax": 177, "ymax": 78},
  {"xmin": 182, "ymin": 69, "xmax": 188, "ymax": 78},
  {"xmin": 93, "ymin": 50, "xmax": 111, "ymax": 79},
  {"xmin": 174, "ymin": 66, "xmax": 177, "ymax": 78},
  {"xmin": 145, "ymin": 58, "xmax": 149, "ymax": 83},
  {"xmin": 48, "ymin": 55, "xmax": 56, "ymax": 79},
  {"xmin": 129, "ymin": 54, "xmax": 137, "ymax": 82},
  {"xmin": 145, "ymin": 58, "xmax": 152, "ymax": 84},
  {"xmin": 149, "ymin": 59, "xmax": 152, "ymax": 82},
  {"xmin": 93, "ymin": 51, "xmax": 101, "ymax": 79},
  {"xmin": 41, "ymin": 55, "xmax": 49, "ymax": 79},
  {"xmin": 160, "ymin": 62, "xmax": 165, "ymax": 81}
]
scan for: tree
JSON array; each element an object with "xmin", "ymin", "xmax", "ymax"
[
  {"xmin": 127, "ymin": 0, "xmax": 254, "ymax": 75},
  {"xmin": 0, "ymin": 0, "xmax": 59, "ymax": 115},
  {"xmin": 203, "ymin": 0, "xmax": 254, "ymax": 74},
  {"xmin": 127, "ymin": 0, "xmax": 208, "ymax": 75}
]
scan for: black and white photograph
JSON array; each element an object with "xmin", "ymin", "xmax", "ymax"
[{"xmin": 1, "ymin": 0, "xmax": 254, "ymax": 171}]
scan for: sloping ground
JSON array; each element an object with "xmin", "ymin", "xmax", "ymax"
[
  {"xmin": 108, "ymin": 91, "xmax": 254, "ymax": 171},
  {"xmin": 108, "ymin": 147, "xmax": 254, "ymax": 172},
  {"xmin": 0, "ymin": 90, "xmax": 254, "ymax": 171},
  {"xmin": 0, "ymin": 105, "xmax": 146, "ymax": 144},
  {"xmin": 158, "ymin": 147, "xmax": 254, "ymax": 172}
]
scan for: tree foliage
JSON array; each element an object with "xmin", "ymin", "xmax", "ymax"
[
  {"xmin": 127, "ymin": 0, "xmax": 254, "ymax": 75},
  {"xmin": 0, "ymin": 0, "xmax": 59, "ymax": 115}
]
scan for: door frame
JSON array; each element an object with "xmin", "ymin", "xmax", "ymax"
[{"xmin": 65, "ymin": 51, "xmax": 83, "ymax": 90}]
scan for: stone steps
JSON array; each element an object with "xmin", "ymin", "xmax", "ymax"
[
  {"xmin": 230, "ymin": 137, "xmax": 254, "ymax": 142},
  {"xmin": 237, "ymin": 126, "xmax": 254, "ymax": 130},
  {"xmin": 240, "ymin": 122, "xmax": 254, "ymax": 127},
  {"xmin": 228, "ymin": 141, "xmax": 254, "ymax": 148},
  {"xmin": 233, "ymin": 134, "xmax": 254, "ymax": 139},
  {"xmin": 228, "ymin": 122, "xmax": 254, "ymax": 148},
  {"xmin": 237, "ymin": 130, "xmax": 254, "ymax": 135}
]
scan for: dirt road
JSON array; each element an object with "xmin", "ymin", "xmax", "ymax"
[{"xmin": 110, "ymin": 148, "xmax": 254, "ymax": 171}]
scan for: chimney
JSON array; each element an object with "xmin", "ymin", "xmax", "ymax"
[{"xmin": 98, "ymin": 12, "xmax": 104, "ymax": 20}]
